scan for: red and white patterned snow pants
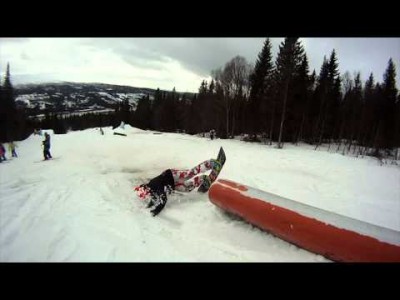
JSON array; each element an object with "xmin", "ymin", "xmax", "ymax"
[{"xmin": 171, "ymin": 159, "xmax": 219, "ymax": 192}]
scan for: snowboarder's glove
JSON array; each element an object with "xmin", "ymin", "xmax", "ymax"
[
  {"xmin": 150, "ymin": 192, "xmax": 167, "ymax": 217},
  {"xmin": 146, "ymin": 199, "xmax": 155, "ymax": 208}
]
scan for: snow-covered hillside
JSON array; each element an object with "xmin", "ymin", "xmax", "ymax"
[
  {"xmin": 0, "ymin": 126, "xmax": 399, "ymax": 262},
  {"xmin": 14, "ymin": 82, "xmax": 191, "ymax": 119}
]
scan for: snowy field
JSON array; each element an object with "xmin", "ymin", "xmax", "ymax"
[{"xmin": 0, "ymin": 125, "xmax": 399, "ymax": 262}]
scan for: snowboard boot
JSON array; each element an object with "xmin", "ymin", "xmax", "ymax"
[{"xmin": 197, "ymin": 175, "xmax": 211, "ymax": 193}]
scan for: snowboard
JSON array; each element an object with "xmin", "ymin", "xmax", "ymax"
[
  {"xmin": 34, "ymin": 157, "xmax": 60, "ymax": 163},
  {"xmin": 198, "ymin": 147, "xmax": 226, "ymax": 193}
]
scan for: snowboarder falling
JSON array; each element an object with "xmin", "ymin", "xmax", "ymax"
[
  {"xmin": 134, "ymin": 148, "xmax": 226, "ymax": 217},
  {"xmin": 42, "ymin": 133, "xmax": 52, "ymax": 160}
]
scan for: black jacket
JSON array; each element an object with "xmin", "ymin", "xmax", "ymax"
[
  {"xmin": 145, "ymin": 169, "xmax": 175, "ymax": 216},
  {"xmin": 43, "ymin": 136, "xmax": 51, "ymax": 150},
  {"xmin": 147, "ymin": 169, "xmax": 175, "ymax": 194}
]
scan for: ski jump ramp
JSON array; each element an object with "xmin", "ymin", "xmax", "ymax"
[{"xmin": 208, "ymin": 179, "xmax": 400, "ymax": 262}]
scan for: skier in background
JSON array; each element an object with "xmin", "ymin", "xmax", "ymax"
[
  {"xmin": 42, "ymin": 133, "xmax": 52, "ymax": 160},
  {"xmin": 9, "ymin": 141, "xmax": 18, "ymax": 157},
  {"xmin": 0, "ymin": 143, "xmax": 6, "ymax": 162},
  {"xmin": 210, "ymin": 129, "xmax": 216, "ymax": 140}
]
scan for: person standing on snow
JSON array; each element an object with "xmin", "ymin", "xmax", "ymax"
[
  {"xmin": 210, "ymin": 129, "xmax": 216, "ymax": 140},
  {"xmin": 0, "ymin": 143, "xmax": 6, "ymax": 162},
  {"xmin": 8, "ymin": 141, "xmax": 18, "ymax": 157},
  {"xmin": 42, "ymin": 133, "xmax": 52, "ymax": 160}
]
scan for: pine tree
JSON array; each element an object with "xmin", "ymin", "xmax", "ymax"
[
  {"xmin": 327, "ymin": 51, "xmax": 342, "ymax": 144},
  {"xmin": 372, "ymin": 82, "xmax": 385, "ymax": 155},
  {"xmin": 364, "ymin": 73, "xmax": 375, "ymax": 99},
  {"xmin": 151, "ymin": 88, "xmax": 163, "ymax": 130},
  {"xmin": 359, "ymin": 73, "xmax": 376, "ymax": 155},
  {"xmin": 1, "ymin": 63, "xmax": 17, "ymax": 141},
  {"xmin": 274, "ymin": 37, "xmax": 304, "ymax": 148},
  {"xmin": 199, "ymin": 80, "xmax": 207, "ymax": 95},
  {"xmin": 248, "ymin": 38, "xmax": 274, "ymax": 136},
  {"xmin": 381, "ymin": 58, "xmax": 398, "ymax": 149},
  {"xmin": 294, "ymin": 54, "xmax": 313, "ymax": 144},
  {"xmin": 313, "ymin": 50, "xmax": 341, "ymax": 149},
  {"xmin": 135, "ymin": 94, "xmax": 152, "ymax": 130},
  {"xmin": 214, "ymin": 80, "xmax": 226, "ymax": 138},
  {"xmin": 383, "ymin": 58, "xmax": 397, "ymax": 100},
  {"xmin": 208, "ymin": 79, "xmax": 215, "ymax": 94},
  {"xmin": 327, "ymin": 49, "xmax": 339, "ymax": 82},
  {"xmin": 346, "ymin": 72, "xmax": 362, "ymax": 153}
]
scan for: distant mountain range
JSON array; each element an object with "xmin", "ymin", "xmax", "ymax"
[{"xmin": 14, "ymin": 82, "xmax": 193, "ymax": 118}]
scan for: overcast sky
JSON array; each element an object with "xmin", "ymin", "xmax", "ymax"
[{"xmin": 0, "ymin": 38, "xmax": 399, "ymax": 93}]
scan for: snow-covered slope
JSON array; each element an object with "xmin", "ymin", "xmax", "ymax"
[{"xmin": 0, "ymin": 126, "xmax": 399, "ymax": 262}]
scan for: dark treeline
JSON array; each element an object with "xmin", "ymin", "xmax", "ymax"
[
  {"xmin": 1, "ymin": 38, "xmax": 399, "ymax": 161},
  {"xmin": 192, "ymin": 38, "xmax": 399, "ymax": 160}
]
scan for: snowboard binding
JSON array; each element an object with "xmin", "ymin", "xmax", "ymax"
[{"xmin": 198, "ymin": 147, "xmax": 226, "ymax": 193}]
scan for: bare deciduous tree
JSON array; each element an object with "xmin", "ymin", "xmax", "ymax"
[{"xmin": 212, "ymin": 56, "xmax": 252, "ymax": 138}]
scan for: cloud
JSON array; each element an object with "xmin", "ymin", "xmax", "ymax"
[
  {"xmin": 79, "ymin": 38, "xmax": 283, "ymax": 76},
  {"xmin": 301, "ymin": 38, "xmax": 400, "ymax": 83},
  {"xmin": 1, "ymin": 38, "xmax": 399, "ymax": 92}
]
